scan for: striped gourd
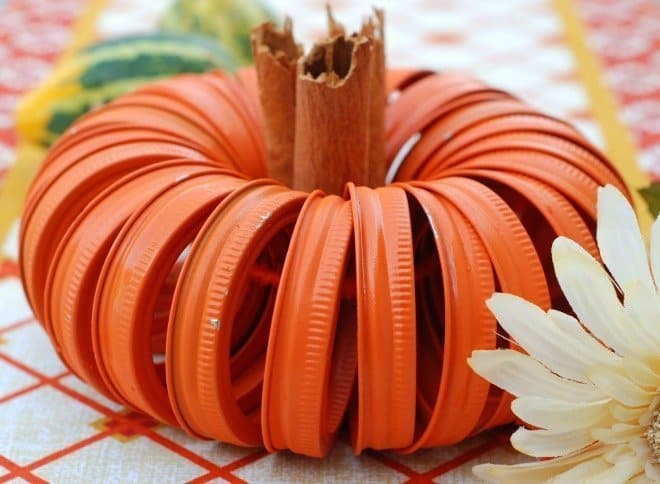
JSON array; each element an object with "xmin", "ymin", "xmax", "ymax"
[
  {"xmin": 159, "ymin": 0, "xmax": 276, "ymax": 65},
  {"xmin": 16, "ymin": 33, "xmax": 237, "ymax": 146}
]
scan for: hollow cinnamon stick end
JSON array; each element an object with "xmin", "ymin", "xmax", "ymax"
[{"xmin": 293, "ymin": 36, "xmax": 373, "ymax": 195}]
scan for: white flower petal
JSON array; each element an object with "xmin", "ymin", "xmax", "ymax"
[
  {"xmin": 629, "ymin": 436, "xmax": 651, "ymax": 460},
  {"xmin": 512, "ymin": 397, "xmax": 611, "ymax": 432},
  {"xmin": 552, "ymin": 237, "xmax": 641, "ymax": 356},
  {"xmin": 650, "ymin": 215, "xmax": 660, "ymax": 291},
  {"xmin": 596, "ymin": 185, "xmax": 653, "ymax": 291},
  {"xmin": 603, "ymin": 443, "xmax": 636, "ymax": 463},
  {"xmin": 628, "ymin": 473, "xmax": 651, "ymax": 484},
  {"xmin": 609, "ymin": 403, "xmax": 646, "ymax": 423},
  {"xmin": 511, "ymin": 426, "xmax": 595, "ymax": 458},
  {"xmin": 645, "ymin": 461, "xmax": 660, "ymax": 481},
  {"xmin": 584, "ymin": 456, "xmax": 643, "ymax": 483},
  {"xmin": 469, "ymin": 185, "xmax": 660, "ymax": 482},
  {"xmin": 623, "ymin": 280, "xmax": 660, "ymax": 353},
  {"xmin": 547, "ymin": 309, "xmax": 621, "ymax": 368},
  {"xmin": 487, "ymin": 293, "xmax": 602, "ymax": 382},
  {"xmin": 588, "ymin": 368, "xmax": 654, "ymax": 407},
  {"xmin": 592, "ymin": 423, "xmax": 644, "ymax": 444},
  {"xmin": 468, "ymin": 349, "xmax": 605, "ymax": 402},
  {"xmin": 473, "ymin": 446, "xmax": 607, "ymax": 483},
  {"xmin": 620, "ymin": 357, "xmax": 660, "ymax": 389},
  {"xmin": 548, "ymin": 457, "xmax": 611, "ymax": 483}
]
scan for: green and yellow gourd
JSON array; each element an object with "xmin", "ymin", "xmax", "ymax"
[
  {"xmin": 160, "ymin": 0, "xmax": 276, "ymax": 65},
  {"xmin": 16, "ymin": 33, "xmax": 237, "ymax": 146}
]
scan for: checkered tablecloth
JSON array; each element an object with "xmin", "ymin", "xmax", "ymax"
[{"xmin": 1, "ymin": 0, "xmax": 659, "ymax": 482}]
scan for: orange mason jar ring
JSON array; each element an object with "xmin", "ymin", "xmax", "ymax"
[
  {"xmin": 167, "ymin": 180, "xmax": 306, "ymax": 446},
  {"xmin": 20, "ymin": 141, "xmax": 209, "ymax": 322},
  {"xmin": 437, "ymin": 131, "xmax": 626, "ymax": 193},
  {"xmin": 450, "ymin": 152, "xmax": 600, "ymax": 220},
  {"xmin": 347, "ymin": 184, "xmax": 416, "ymax": 452},
  {"xmin": 140, "ymin": 76, "xmax": 266, "ymax": 177},
  {"xmin": 386, "ymin": 77, "xmax": 504, "ymax": 163},
  {"xmin": 407, "ymin": 100, "xmax": 543, "ymax": 179},
  {"xmin": 43, "ymin": 161, "xmax": 224, "ymax": 399},
  {"xmin": 92, "ymin": 171, "xmax": 246, "ymax": 423},
  {"xmin": 400, "ymin": 184, "xmax": 496, "ymax": 451},
  {"xmin": 403, "ymin": 111, "xmax": 579, "ymax": 179},
  {"xmin": 73, "ymin": 104, "xmax": 225, "ymax": 160},
  {"xmin": 426, "ymin": 114, "xmax": 587, "ymax": 166},
  {"xmin": 420, "ymin": 177, "xmax": 551, "ymax": 432},
  {"xmin": 262, "ymin": 192, "xmax": 356, "ymax": 457}
]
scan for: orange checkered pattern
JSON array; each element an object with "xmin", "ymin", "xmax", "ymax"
[{"xmin": 1, "ymin": 0, "xmax": 658, "ymax": 482}]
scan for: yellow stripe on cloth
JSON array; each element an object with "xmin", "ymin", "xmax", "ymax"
[
  {"xmin": 0, "ymin": 0, "xmax": 109, "ymax": 260},
  {"xmin": 60, "ymin": 0, "xmax": 110, "ymax": 63},
  {"xmin": 554, "ymin": 0, "xmax": 652, "ymax": 237}
]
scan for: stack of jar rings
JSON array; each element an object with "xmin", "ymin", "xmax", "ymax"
[{"xmin": 19, "ymin": 68, "xmax": 629, "ymax": 457}]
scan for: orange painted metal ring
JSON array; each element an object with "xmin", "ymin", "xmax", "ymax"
[
  {"xmin": 43, "ymin": 161, "xmax": 225, "ymax": 398},
  {"xmin": 400, "ymin": 184, "xmax": 496, "ymax": 451},
  {"xmin": 348, "ymin": 184, "xmax": 416, "ymax": 453},
  {"xmin": 262, "ymin": 192, "xmax": 356, "ymax": 457},
  {"xmin": 20, "ymin": 141, "xmax": 208, "ymax": 321},
  {"xmin": 167, "ymin": 180, "xmax": 306, "ymax": 446},
  {"xmin": 92, "ymin": 171, "xmax": 246, "ymax": 423}
]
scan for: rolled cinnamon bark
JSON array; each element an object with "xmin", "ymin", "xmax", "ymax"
[
  {"xmin": 363, "ymin": 9, "xmax": 386, "ymax": 188},
  {"xmin": 293, "ymin": 34, "xmax": 373, "ymax": 195},
  {"xmin": 251, "ymin": 18, "xmax": 302, "ymax": 187},
  {"xmin": 254, "ymin": 10, "xmax": 385, "ymax": 194}
]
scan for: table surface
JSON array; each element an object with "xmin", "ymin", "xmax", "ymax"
[{"xmin": 0, "ymin": 0, "xmax": 658, "ymax": 482}]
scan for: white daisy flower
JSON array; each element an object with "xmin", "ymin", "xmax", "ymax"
[{"xmin": 469, "ymin": 185, "xmax": 660, "ymax": 483}]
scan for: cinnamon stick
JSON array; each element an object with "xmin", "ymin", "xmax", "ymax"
[
  {"xmin": 363, "ymin": 9, "xmax": 386, "ymax": 187},
  {"xmin": 251, "ymin": 9, "xmax": 386, "ymax": 194},
  {"xmin": 293, "ymin": 35, "xmax": 373, "ymax": 195},
  {"xmin": 326, "ymin": 4, "xmax": 345, "ymax": 38},
  {"xmin": 251, "ymin": 18, "xmax": 302, "ymax": 186}
]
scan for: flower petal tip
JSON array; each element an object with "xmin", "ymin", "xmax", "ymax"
[
  {"xmin": 485, "ymin": 292, "xmax": 526, "ymax": 315},
  {"xmin": 472, "ymin": 463, "xmax": 496, "ymax": 482},
  {"xmin": 596, "ymin": 183, "xmax": 637, "ymax": 232},
  {"xmin": 551, "ymin": 236, "xmax": 580, "ymax": 255},
  {"xmin": 597, "ymin": 183, "xmax": 618, "ymax": 197},
  {"xmin": 466, "ymin": 350, "xmax": 491, "ymax": 374}
]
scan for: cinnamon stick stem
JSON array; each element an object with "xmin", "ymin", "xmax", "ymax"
[
  {"xmin": 251, "ymin": 19, "xmax": 302, "ymax": 186},
  {"xmin": 364, "ymin": 9, "xmax": 386, "ymax": 187},
  {"xmin": 293, "ymin": 35, "xmax": 373, "ymax": 195},
  {"xmin": 326, "ymin": 4, "xmax": 345, "ymax": 37},
  {"xmin": 252, "ymin": 9, "xmax": 386, "ymax": 194}
]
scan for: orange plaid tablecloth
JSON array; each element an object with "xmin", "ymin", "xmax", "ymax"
[{"xmin": 0, "ymin": 0, "xmax": 658, "ymax": 482}]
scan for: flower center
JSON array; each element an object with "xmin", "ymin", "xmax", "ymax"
[{"xmin": 647, "ymin": 410, "xmax": 660, "ymax": 463}]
